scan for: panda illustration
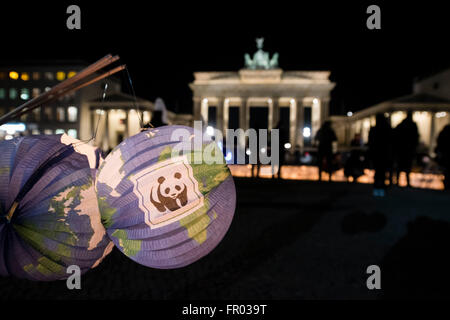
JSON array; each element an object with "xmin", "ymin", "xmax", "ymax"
[{"xmin": 150, "ymin": 172, "xmax": 188, "ymax": 213}]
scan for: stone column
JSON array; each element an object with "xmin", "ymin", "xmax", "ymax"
[
  {"xmin": 104, "ymin": 110, "xmax": 110, "ymax": 151},
  {"xmin": 216, "ymin": 97, "xmax": 224, "ymax": 133},
  {"xmin": 223, "ymin": 98, "xmax": 229, "ymax": 132},
  {"xmin": 311, "ymin": 99, "xmax": 321, "ymax": 139},
  {"xmin": 270, "ymin": 97, "xmax": 280, "ymax": 130},
  {"xmin": 201, "ymin": 98, "xmax": 209, "ymax": 125},
  {"xmin": 239, "ymin": 97, "xmax": 249, "ymax": 148},
  {"xmin": 429, "ymin": 111, "xmax": 436, "ymax": 155},
  {"xmin": 193, "ymin": 97, "xmax": 202, "ymax": 121},
  {"xmin": 321, "ymin": 97, "xmax": 330, "ymax": 124},
  {"xmin": 296, "ymin": 97, "xmax": 304, "ymax": 149},
  {"xmin": 289, "ymin": 100, "xmax": 296, "ymax": 149},
  {"xmin": 90, "ymin": 109, "xmax": 95, "ymax": 140}
]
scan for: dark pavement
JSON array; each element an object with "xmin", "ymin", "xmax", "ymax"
[{"xmin": 1, "ymin": 178, "xmax": 450, "ymax": 300}]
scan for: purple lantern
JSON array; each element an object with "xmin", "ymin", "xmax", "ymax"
[
  {"xmin": 96, "ymin": 125, "xmax": 236, "ymax": 269},
  {"xmin": 0, "ymin": 134, "xmax": 113, "ymax": 281}
]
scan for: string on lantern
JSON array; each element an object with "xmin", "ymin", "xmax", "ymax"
[{"xmin": 124, "ymin": 66, "xmax": 153, "ymax": 130}]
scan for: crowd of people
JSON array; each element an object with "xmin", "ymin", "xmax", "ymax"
[
  {"xmin": 314, "ymin": 111, "xmax": 450, "ymax": 195},
  {"xmin": 234, "ymin": 112, "xmax": 450, "ymax": 194}
]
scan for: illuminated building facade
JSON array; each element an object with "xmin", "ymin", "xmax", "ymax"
[
  {"xmin": 189, "ymin": 39, "xmax": 335, "ymax": 150},
  {"xmin": 331, "ymin": 69, "xmax": 450, "ymax": 155}
]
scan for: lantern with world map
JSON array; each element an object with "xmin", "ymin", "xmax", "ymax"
[
  {"xmin": 0, "ymin": 134, "xmax": 113, "ymax": 281},
  {"xmin": 96, "ymin": 125, "xmax": 236, "ymax": 269}
]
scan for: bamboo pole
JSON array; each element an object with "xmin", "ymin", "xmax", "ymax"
[{"xmin": 13, "ymin": 65, "xmax": 127, "ymax": 119}]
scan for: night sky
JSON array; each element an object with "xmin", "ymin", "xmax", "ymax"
[{"xmin": 1, "ymin": 1, "xmax": 450, "ymax": 115}]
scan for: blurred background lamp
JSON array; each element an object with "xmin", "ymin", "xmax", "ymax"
[
  {"xmin": 9, "ymin": 71, "xmax": 19, "ymax": 80},
  {"xmin": 206, "ymin": 126, "xmax": 214, "ymax": 136},
  {"xmin": 225, "ymin": 151, "xmax": 233, "ymax": 162},
  {"xmin": 303, "ymin": 127, "xmax": 311, "ymax": 138},
  {"xmin": 0, "ymin": 123, "xmax": 26, "ymax": 135}
]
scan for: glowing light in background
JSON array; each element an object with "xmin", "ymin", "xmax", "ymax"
[
  {"xmin": 206, "ymin": 126, "xmax": 214, "ymax": 136},
  {"xmin": 0, "ymin": 123, "xmax": 26, "ymax": 135},
  {"xmin": 228, "ymin": 165, "xmax": 444, "ymax": 190},
  {"xmin": 20, "ymin": 89, "xmax": 29, "ymax": 100},
  {"xmin": 284, "ymin": 142, "xmax": 291, "ymax": 149},
  {"xmin": 20, "ymin": 73, "xmax": 30, "ymax": 81},
  {"xmin": 9, "ymin": 71, "xmax": 19, "ymax": 80},
  {"xmin": 303, "ymin": 127, "xmax": 311, "ymax": 138},
  {"xmin": 225, "ymin": 151, "xmax": 233, "ymax": 162},
  {"xmin": 347, "ymin": 111, "xmax": 353, "ymax": 117},
  {"xmin": 56, "ymin": 71, "xmax": 66, "ymax": 81}
]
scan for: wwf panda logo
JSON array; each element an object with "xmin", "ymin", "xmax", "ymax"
[
  {"xmin": 150, "ymin": 172, "xmax": 188, "ymax": 212},
  {"xmin": 130, "ymin": 156, "xmax": 204, "ymax": 229}
]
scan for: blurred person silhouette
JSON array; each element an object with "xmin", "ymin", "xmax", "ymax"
[
  {"xmin": 315, "ymin": 120, "xmax": 337, "ymax": 182},
  {"xmin": 368, "ymin": 113, "xmax": 393, "ymax": 197},
  {"xmin": 143, "ymin": 97, "xmax": 169, "ymax": 129},
  {"xmin": 344, "ymin": 133, "xmax": 365, "ymax": 183},
  {"xmin": 393, "ymin": 110, "xmax": 419, "ymax": 187},
  {"xmin": 436, "ymin": 124, "xmax": 450, "ymax": 190},
  {"xmin": 273, "ymin": 121, "xmax": 289, "ymax": 179},
  {"xmin": 142, "ymin": 110, "xmax": 166, "ymax": 129}
]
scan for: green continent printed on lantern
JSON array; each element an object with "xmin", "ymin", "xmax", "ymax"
[
  {"xmin": 23, "ymin": 256, "xmax": 65, "ymax": 277},
  {"xmin": 158, "ymin": 144, "xmax": 230, "ymax": 195},
  {"xmin": 13, "ymin": 224, "xmax": 73, "ymax": 263},
  {"xmin": 159, "ymin": 146, "xmax": 173, "ymax": 162},
  {"xmin": 13, "ymin": 179, "xmax": 96, "ymax": 277},
  {"xmin": 111, "ymin": 229, "xmax": 142, "ymax": 257},
  {"xmin": 98, "ymin": 196, "xmax": 117, "ymax": 228},
  {"xmin": 14, "ymin": 180, "xmax": 93, "ymax": 249},
  {"xmin": 179, "ymin": 197, "xmax": 212, "ymax": 244}
]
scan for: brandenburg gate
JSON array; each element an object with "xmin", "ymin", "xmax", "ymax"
[{"xmin": 189, "ymin": 38, "xmax": 335, "ymax": 150}]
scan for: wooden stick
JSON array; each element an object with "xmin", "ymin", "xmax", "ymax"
[{"xmin": 13, "ymin": 64, "xmax": 127, "ymax": 119}]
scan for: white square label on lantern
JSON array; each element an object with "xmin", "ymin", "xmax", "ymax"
[{"xmin": 130, "ymin": 155, "xmax": 204, "ymax": 229}]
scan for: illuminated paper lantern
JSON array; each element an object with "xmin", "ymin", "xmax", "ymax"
[
  {"xmin": 96, "ymin": 125, "xmax": 236, "ymax": 269},
  {"xmin": 0, "ymin": 134, "xmax": 113, "ymax": 281}
]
